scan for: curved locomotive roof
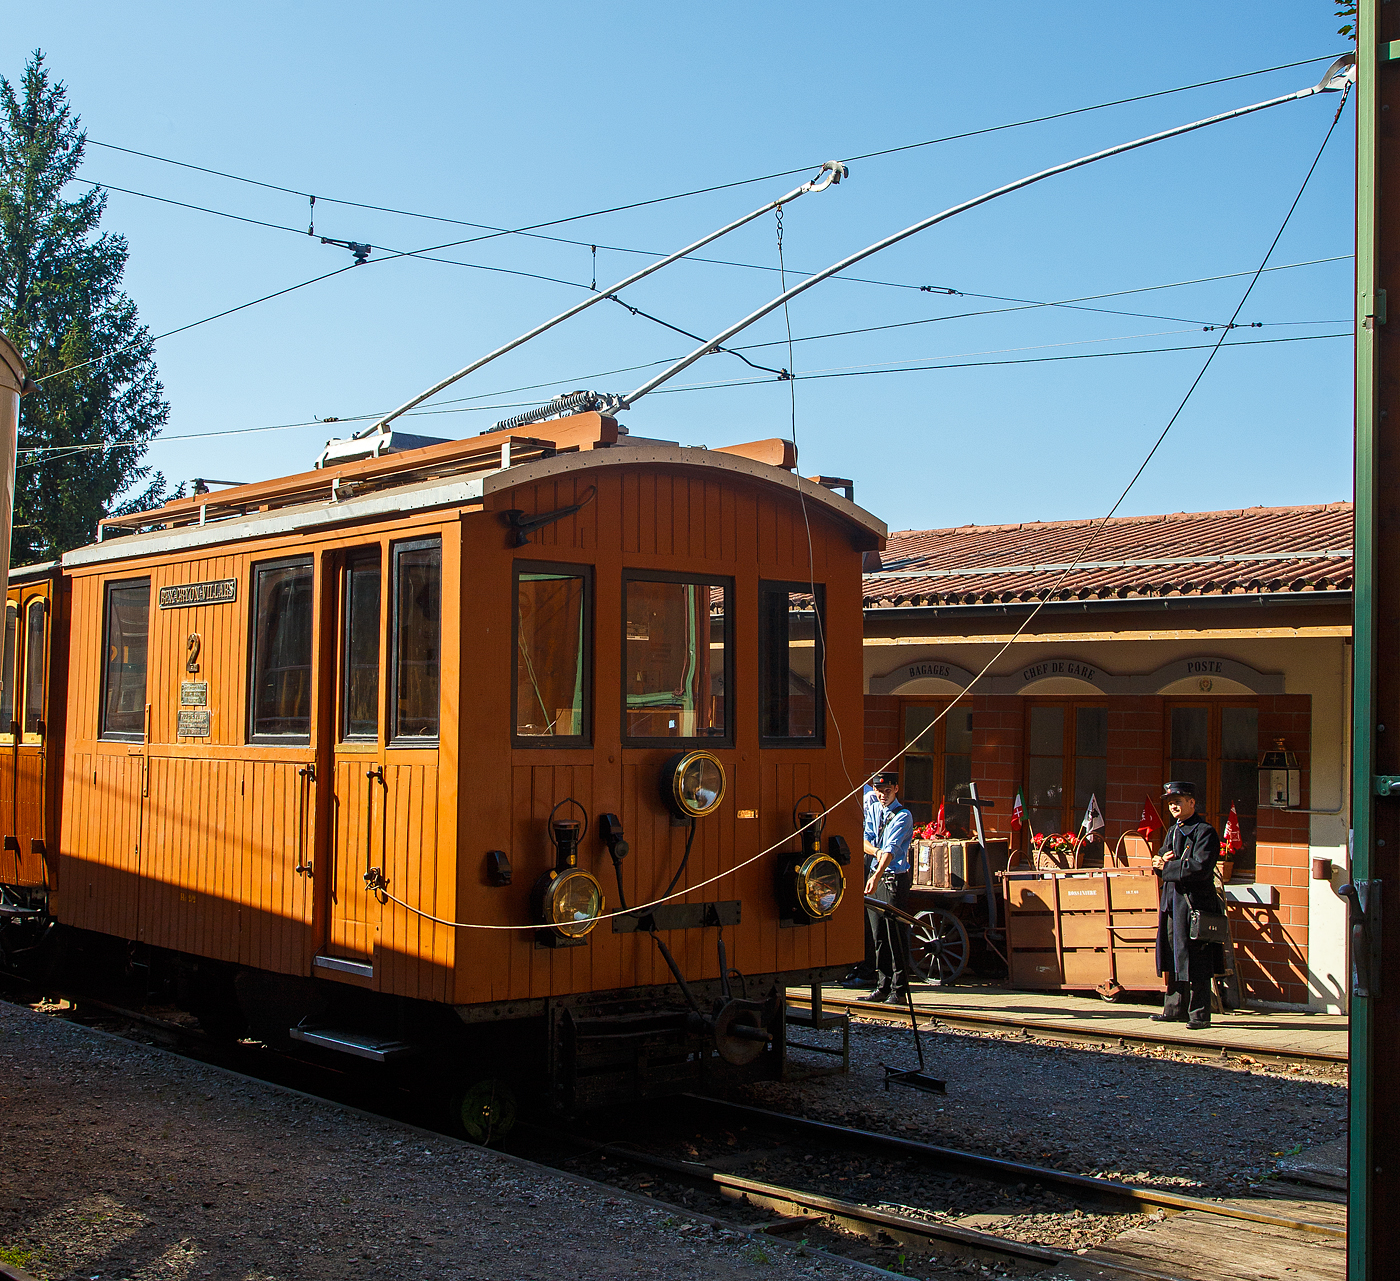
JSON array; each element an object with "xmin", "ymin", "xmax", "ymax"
[{"xmin": 62, "ymin": 418, "xmax": 885, "ymax": 569}]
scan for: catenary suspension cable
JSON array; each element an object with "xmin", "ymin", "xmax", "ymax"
[
  {"xmin": 617, "ymin": 58, "xmax": 1354, "ymax": 410},
  {"xmin": 364, "ymin": 65, "xmax": 1352, "ymax": 935},
  {"xmin": 83, "ymin": 53, "xmax": 1341, "ymax": 244}
]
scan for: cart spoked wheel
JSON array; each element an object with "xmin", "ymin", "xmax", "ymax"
[{"xmin": 910, "ymin": 909, "xmax": 970, "ymax": 985}]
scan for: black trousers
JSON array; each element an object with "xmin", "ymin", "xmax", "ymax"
[
  {"xmin": 856, "ymin": 855, "xmax": 877, "ymax": 977},
  {"xmin": 867, "ymin": 870, "xmax": 912, "ymax": 989},
  {"xmin": 1161, "ymin": 915, "xmax": 1212, "ymax": 1021}
]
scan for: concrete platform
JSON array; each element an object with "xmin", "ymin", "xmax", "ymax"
[{"xmin": 799, "ymin": 982, "xmax": 1349, "ymax": 1065}]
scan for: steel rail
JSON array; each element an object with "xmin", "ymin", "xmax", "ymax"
[
  {"xmin": 789, "ymin": 991, "xmax": 1349, "ymax": 1069},
  {"xmin": 680, "ymin": 1095, "xmax": 1346, "ymax": 1238},
  {"xmin": 553, "ymin": 1133, "xmax": 1202, "ymax": 1281},
  {"xmin": 352, "ymin": 161, "xmax": 847, "ymax": 440},
  {"xmin": 619, "ymin": 56, "xmax": 1356, "ymax": 410}
]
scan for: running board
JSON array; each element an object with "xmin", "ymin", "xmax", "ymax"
[{"xmin": 288, "ymin": 1025, "xmax": 420, "ymax": 1062}]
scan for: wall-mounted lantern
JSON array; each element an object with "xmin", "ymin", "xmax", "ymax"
[{"xmin": 1258, "ymin": 739, "xmax": 1301, "ymax": 809}]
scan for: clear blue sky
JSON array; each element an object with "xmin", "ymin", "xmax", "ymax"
[{"xmin": 9, "ymin": 2, "xmax": 1355, "ymax": 534}]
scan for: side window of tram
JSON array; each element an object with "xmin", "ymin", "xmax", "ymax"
[
  {"xmin": 341, "ymin": 554, "xmax": 380, "ymax": 742},
  {"xmin": 758, "ymin": 582, "xmax": 823, "ymax": 744},
  {"xmin": 391, "ymin": 539, "xmax": 441, "ymax": 743},
  {"xmin": 23, "ymin": 597, "xmax": 46, "ymax": 737},
  {"xmin": 101, "ymin": 580, "xmax": 151, "ymax": 740},
  {"xmin": 514, "ymin": 565, "xmax": 590, "ymax": 743},
  {"xmin": 623, "ymin": 576, "xmax": 730, "ymax": 742},
  {"xmin": 250, "ymin": 559, "xmax": 314, "ymax": 741},
  {"xmin": 0, "ymin": 602, "xmax": 15, "ymax": 735}
]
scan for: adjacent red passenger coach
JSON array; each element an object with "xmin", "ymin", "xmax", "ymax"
[{"xmin": 0, "ymin": 412, "xmax": 884, "ymax": 1109}]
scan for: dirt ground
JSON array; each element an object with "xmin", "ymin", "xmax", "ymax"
[{"xmin": 0, "ymin": 1002, "xmax": 876, "ymax": 1281}]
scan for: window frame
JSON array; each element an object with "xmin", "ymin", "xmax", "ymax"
[
  {"xmin": 338, "ymin": 548, "xmax": 383, "ymax": 745},
  {"xmin": 21, "ymin": 594, "xmax": 47, "ymax": 743},
  {"xmin": 620, "ymin": 568, "xmax": 734, "ymax": 749},
  {"xmin": 511, "ymin": 559, "xmax": 594, "ymax": 750},
  {"xmin": 896, "ymin": 699, "xmax": 974, "ymax": 834},
  {"xmin": 99, "ymin": 576, "xmax": 152, "ymax": 743},
  {"xmin": 247, "ymin": 554, "xmax": 316, "ymax": 746},
  {"xmin": 1163, "ymin": 698, "xmax": 1260, "ymax": 872},
  {"xmin": 388, "ymin": 536, "xmax": 443, "ymax": 748},
  {"xmin": 0, "ymin": 599, "xmax": 18, "ymax": 745},
  {"xmin": 758, "ymin": 579, "xmax": 825, "ymax": 748},
  {"xmin": 1022, "ymin": 698, "xmax": 1109, "ymax": 840}
]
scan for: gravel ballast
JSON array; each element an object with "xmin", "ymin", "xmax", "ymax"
[{"xmin": 0, "ymin": 1002, "xmax": 876, "ymax": 1281}]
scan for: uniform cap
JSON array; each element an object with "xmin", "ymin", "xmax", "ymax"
[
  {"xmin": 1161, "ymin": 780, "xmax": 1197, "ymax": 799},
  {"xmin": 871, "ymin": 770, "xmax": 900, "ymax": 788}
]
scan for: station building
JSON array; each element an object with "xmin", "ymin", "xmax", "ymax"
[{"xmin": 859, "ymin": 502, "xmax": 1353, "ymax": 1012}]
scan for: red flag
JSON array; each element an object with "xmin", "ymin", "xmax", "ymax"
[
  {"xmin": 1010, "ymin": 789, "xmax": 1025, "ymax": 832},
  {"xmin": 1222, "ymin": 803, "xmax": 1243, "ymax": 855},
  {"xmin": 1137, "ymin": 795, "xmax": 1165, "ymax": 842},
  {"xmin": 933, "ymin": 798, "xmax": 947, "ymax": 837}
]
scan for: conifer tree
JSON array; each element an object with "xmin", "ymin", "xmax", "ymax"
[{"xmin": 0, "ymin": 50, "xmax": 166, "ymax": 564}]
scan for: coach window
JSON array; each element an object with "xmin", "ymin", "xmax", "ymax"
[
  {"xmin": 249, "ymin": 558, "xmax": 314, "ymax": 742},
  {"xmin": 623, "ymin": 573, "xmax": 731, "ymax": 744},
  {"xmin": 0, "ymin": 602, "xmax": 15, "ymax": 740},
  {"xmin": 340, "ymin": 552, "xmax": 381, "ymax": 742},
  {"xmin": 22, "ymin": 597, "xmax": 46, "ymax": 740},
  {"xmin": 1026, "ymin": 702, "xmax": 1108, "ymax": 848},
  {"xmin": 759, "ymin": 581, "xmax": 823, "ymax": 745},
  {"xmin": 901, "ymin": 703, "xmax": 973, "ymax": 833},
  {"xmin": 390, "ymin": 538, "xmax": 441, "ymax": 744},
  {"xmin": 513, "ymin": 562, "xmax": 591, "ymax": 745},
  {"xmin": 1167, "ymin": 702, "xmax": 1258, "ymax": 872},
  {"xmin": 101, "ymin": 579, "xmax": 150, "ymax": 741}
]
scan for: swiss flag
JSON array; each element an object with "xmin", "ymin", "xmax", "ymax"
[
  {"xmin": 1223, "ymin": 803, "xmax": 1243, "ymax": 856},
  {"xmin": 1010, "ymin": 789, "xmax": 1025, "ymax": 832},
  {"xmin": 1137, "ymin": 795, "xmax": 1165, "ymax": 843}
]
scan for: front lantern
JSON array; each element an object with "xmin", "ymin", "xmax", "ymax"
[
  {"xmin": 1258, "ymin": 738, "xmax": 1300, "ymax": 809},
  {"xmin": 777, "ymin": 808, "xmax": 846, "ymax": 924},
  {"xmin": 660, "ymin": 749, "xmax": 727, "ymax": 820},
  {"xmin": 794, "ymin": 853, "xmax": 845, "ymax": 920},
  {"xmin": 532, "ymin": 813, "xmax": 605, "ymax": 946}
]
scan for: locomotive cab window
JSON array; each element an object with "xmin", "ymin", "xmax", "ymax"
[
  {"xmin": 390, "ymin": 538, "xmax": 441, "ymax": 744},
  {"xmin": 0, "ymin": 601, "xmax": 15, "ymax": 740},
  {"xmin": 101, "ymin": 579, "xmax": 150, "ymax": 741},
  {"xmin": 514, "ymin": 562, "xmax": 591, "ymax": 745},
  {"xmin": 759, "ymin": 581, "xmax": 823, "ymax": 745},
  {"xmin": 22, "ymin": 596, "xmax": 46, "ymax": 740},
  {"xmin": 250, "ymin": 558, "xmax": 314, "ymax": 742},
  {"xmin": 340, "ymin": 551, "xmax": 381, "ymax": 743},
  {"xmin": 623, "ymin": 573, "xmax": 731, "ymax": 744}
]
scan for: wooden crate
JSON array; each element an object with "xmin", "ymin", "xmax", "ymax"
[{"xmin": 1000, "ymin": 868, "xmax": 1165, "ymax": 995}]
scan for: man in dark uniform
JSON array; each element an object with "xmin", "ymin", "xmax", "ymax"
[
  {"xmin": 860, "ymin": 770, "xmax": 914, "ymax": 1004},
  {"xmin": 1152, "ymin": 781, "xmax": 1225, "ymax": 1029}
]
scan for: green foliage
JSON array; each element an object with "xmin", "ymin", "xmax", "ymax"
[
  {"xmin": 0, "ymin": 1244, "xmax": 36, "ymax": 1269},
  {"xmin": 1337, "ymin": 2, "xmax": 1358, "ymax": 40},
  {"xmin": 0, "ymin": 50, "xmax": 166, "ymax": 565}
]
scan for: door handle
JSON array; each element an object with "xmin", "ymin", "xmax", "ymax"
[
  {"xmin": 1336, "ymin": 879, "xmax": 1382, "ymax": 997},
  {"xmin": 363, "ymin": 766, "xmax": 388, "ymax": 898}
]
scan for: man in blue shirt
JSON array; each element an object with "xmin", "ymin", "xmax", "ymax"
[{"xmin": 862, "ymin": 770, "xmax": 915, "ymax": 1003}]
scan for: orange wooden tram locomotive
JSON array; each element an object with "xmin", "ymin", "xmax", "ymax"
[{"xmin": 0, "ymin": 412, "xmax": 884, "ymax": 1108}]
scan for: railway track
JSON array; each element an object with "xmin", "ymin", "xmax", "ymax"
[
  {"xmin": 6, "ymin": 980, "xmax": 1345, "ymax": 1280},
  {"xmin": 794, "ymin": 991, "xmax": 1347, "ymax": 1071}
]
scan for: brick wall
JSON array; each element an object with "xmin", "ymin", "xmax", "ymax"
[{"xmin": 863, "ymin": 691, "xmax": 1316, "ymax": 1006}]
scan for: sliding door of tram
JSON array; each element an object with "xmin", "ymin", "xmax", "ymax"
[
  {"xmin": 0, "ymin": 581, "xmax": 53, "ymax": 889},
  {"xmin": 319, "ymin": 539, "xmax": 442, "ymax": 976}
]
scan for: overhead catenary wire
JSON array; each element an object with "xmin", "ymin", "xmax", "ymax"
[
  {"xmin": 617, "ymin": 58, "xmax": 1355, "ymax": 410},
  {"xmin": 83, "ymin": 52, "xmax": 1342, "ymax": 243},
  {"xmin": 362, "ymin": 64, "xmax": 1353, "ymax": 935}
]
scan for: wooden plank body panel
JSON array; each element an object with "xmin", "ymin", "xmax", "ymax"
[{"xmin": 451, "ymin": 462, "xmax": 868, "ymax": 1006}]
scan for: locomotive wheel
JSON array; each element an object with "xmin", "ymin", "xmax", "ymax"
[
  {"xmin": 453, "ymin": 1079, "xmax": 517, "ymax": 1144},
  {"xmin": 909, "ymin": 909, "xmax": 970, "ymax": 985}
]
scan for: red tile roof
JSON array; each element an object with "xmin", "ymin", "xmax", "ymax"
[{"xmin": 864, "ymin": 502, "xmax": 1353, "ymax": 608}]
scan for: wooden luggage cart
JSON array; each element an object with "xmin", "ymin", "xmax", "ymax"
[{"xmin": 997, "ymin": 867, "xmax": 1165, "ymax": 1000}]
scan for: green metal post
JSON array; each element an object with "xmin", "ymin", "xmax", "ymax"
[{"xmin": 1351, "ymin": 3, "xmax": 1376, "ymax": 1271}]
